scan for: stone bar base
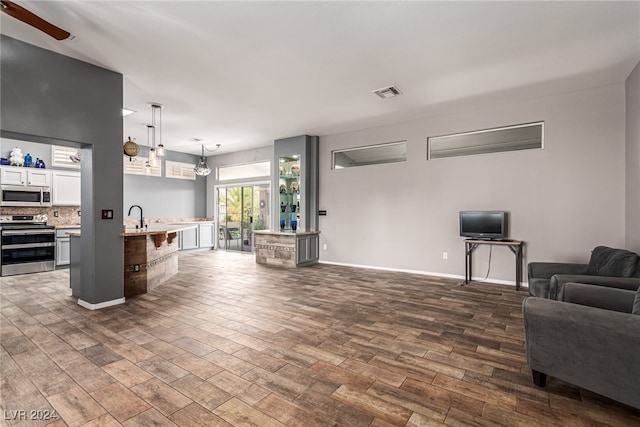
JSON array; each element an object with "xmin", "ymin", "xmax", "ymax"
[
  {"xmin": 124, "ymin": 233, "xmax": 179, "ymax": 297},
  {"xmin": 255, "ymin": 230, "xmax": 320, "ymax": 268}
]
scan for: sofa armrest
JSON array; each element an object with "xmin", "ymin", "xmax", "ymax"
[
  {"xmin": 523, "ymin": 297, "xmax": 640, "ymax": 409},
  {"xmin": 528, "ymin": 262, "xmax": 587, "ymax": 280},
  {"xmin": 550, "ymin": 274, "xmax": 640, "ymax": 300},
  {"xmin": 562, "ymin": 282, "xmax": 636, "ymax": 313}
]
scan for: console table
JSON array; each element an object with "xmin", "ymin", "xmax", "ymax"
[{"xmin": 464, "ymin": 239, "xmax": 524, "ymax": 290}]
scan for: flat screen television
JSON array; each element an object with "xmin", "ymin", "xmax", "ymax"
[{"xmin": 459, "ymin": 211, "xmax": 508, "ymax": 240}]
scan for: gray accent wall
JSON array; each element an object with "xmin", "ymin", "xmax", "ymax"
[
  {"xmin": 318, "ymin": 83, "xmax": 627, "ymax": 284},
  {"xmin": 626, "ymin": 62, "xmax": 640, "ymax": 253},
  {"xmin": 1, "ymin": 35, "xmax": 124, "ymax": 305},
  {"xmin": 124, "ymin": 148, "xmax": 206, "ymax": 219}
]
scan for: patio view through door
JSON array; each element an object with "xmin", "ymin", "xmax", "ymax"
[{"xmin": 217, "ymin": 184, "xmax": 270, "ymax": 252}]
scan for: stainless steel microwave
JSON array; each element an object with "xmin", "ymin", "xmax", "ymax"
[{"xmin": 1, "ymin": 185, "xmax": 52, "ymax": 207}]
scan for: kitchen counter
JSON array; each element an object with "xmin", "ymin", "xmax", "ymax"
[
  {"xmin": 254, "ymin": 230, "xmax": 321, "ymax": 236},
  {"xmin": 120, "ymin": 223, "xmax": 197, "ymax": 237},
  {"xmin": 255, "ymin": 230, "xmax": 320, "ymax": 268}
]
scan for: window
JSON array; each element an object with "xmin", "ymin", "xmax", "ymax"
[
  {"xmin": 51, "ymin": 145, "xmax": 81, "ymax": 169},
  {"xmin": 217, "ymin": 161, "xmax": 270, "ymax": 181},
  {"xmin": 123, "ymin": 156, "xmax": 161, "ymax": 176},
  {"xmin": 332, "ymin": 141, "xmax": 407, "ymax": 169},
  {"xmin": 427, "ymin": 122, "xmax": 543, "ymax": 160},
  {"xmin": 166, "ymin": 160, "xmax": 196, "ymax": 180}
]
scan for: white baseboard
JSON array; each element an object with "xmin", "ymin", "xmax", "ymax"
[
  {"xmin": 78, "ymin": 297, "xmax": 126, "ymax": 310},
  {"xmin": 318, "ymin": 260, "xmax": 528, "ymax": 288}
]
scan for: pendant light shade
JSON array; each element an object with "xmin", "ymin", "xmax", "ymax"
[{"xmin": 194, "ymin": 144, "xmax": 211, "ymax": 176}]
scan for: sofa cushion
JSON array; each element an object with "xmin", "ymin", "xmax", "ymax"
[
  {"xmin": 634, "ymin": 287, "xmax": 640, "ymax": 315},
  {"xmin": 528, "ymin": 278, "xmax": 551, "ymax": 298},
  {"xmin": 633, "ymin": 263, "xmax": 640, "ymax": 278},
  {"xmin": 586, "ymin": 246, "xmax": 638, "ymax": 278}
]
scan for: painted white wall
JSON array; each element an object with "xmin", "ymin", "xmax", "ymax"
[
  {"xmin": 205, "ymin": 145, "xmax": 273, "ymax": 218},
  {"xmin": 626, "ymin": 62, "xmax": 640, "ymax": 253},
  {"xmin": 318, "ymin": 83, "xmax": 626, "ymax": 284}
]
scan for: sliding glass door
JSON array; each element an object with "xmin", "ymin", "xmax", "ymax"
[{"xmin": 217, "ymin": 184, "xmax": 269, "ymax": 252}]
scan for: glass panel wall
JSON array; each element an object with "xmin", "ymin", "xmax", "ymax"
[{"xmin": 217, "ymin": 184, "xmax": 269, "ymax": 252}]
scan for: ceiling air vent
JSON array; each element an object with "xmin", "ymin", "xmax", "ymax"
[{"xmin": 372, "ymin": 85, "xmax": 402, "ymax": 99}]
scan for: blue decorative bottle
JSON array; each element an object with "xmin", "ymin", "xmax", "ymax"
[
  {"xmin": 35, "ymin": 158, "xmax": 46, "ymax": 168},
  {"xmin": 24, "ymin": 153, "xmax": 33, "ymax": 167}
]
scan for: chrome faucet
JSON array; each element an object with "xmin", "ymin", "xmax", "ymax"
[{"xmin": 128, "ymin": 205, "xmax": 144, "ymax": 229}]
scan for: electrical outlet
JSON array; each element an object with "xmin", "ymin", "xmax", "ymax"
[
  {"xmin": 443, "ymin": 251, "xmax": 448, "ymax": 259},
  {"xmin": 53, "ymin": 211, "xmax": 59, "ymax": 218},
  {"xmin": 78, "ymin": 211, "xmax": 81, "ymax": 217}
]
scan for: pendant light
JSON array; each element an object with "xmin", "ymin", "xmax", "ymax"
[
  {"xmin": 154, "ymin": 104, "xmax": 165, "ymax": 157},
  {"xmin": 194, "ymin": 144, "xmax": 212, "ymax": 176},
  {"xmin": 149, "ymin": 103, "xmax": 164, "ymax": 162},
  {"xmin": 145, "ymin": 125, "xmax": 153, "ymax": 174},
  {"xmin": 194, "ymin": 143, "xmax": 221, "ymax": 177}
]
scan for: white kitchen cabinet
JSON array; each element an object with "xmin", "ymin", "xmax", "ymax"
[
  {"xmin": 55, "ymin": 228, "xmax": 80, "ymax": 267},
  {"xmin": 0, "ymin": 166, "xmax": 50, "ymax": 187},
  {"xmin": 198, "ymin": 222, "xmax": 215, "ymax": 248},
  {"xmin": 172, "ymin": 222, "xmax": 215, "ymax": 251},
  {"xmin": 51, "ymin": 170, "xmax": 81, "ymax": 205},
  {"xmin": 180, "ymin": 226, "xmax": 199, "ymax": 250}
]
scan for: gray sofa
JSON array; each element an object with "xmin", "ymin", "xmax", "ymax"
[
  {"xmin": 528, "ymin": 246, "xmax": 640, "ymax": 299},
  {"xmin": 523, "ymin": 283, "xmax": 640, "ymax": 409}
]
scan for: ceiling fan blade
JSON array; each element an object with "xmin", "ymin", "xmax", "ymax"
[{"xmin": 0, "ymin": 0, "xmax": 71, "ymax": 41}]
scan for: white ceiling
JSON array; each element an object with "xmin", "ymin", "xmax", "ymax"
[{"xmin": 1, "ymin": 1, "xmax": 639, "ymax": 156}]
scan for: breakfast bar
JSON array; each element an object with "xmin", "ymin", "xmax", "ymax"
[{"xmin": 120, "ymin": 224, "xmax": 197, "ymax": 297}]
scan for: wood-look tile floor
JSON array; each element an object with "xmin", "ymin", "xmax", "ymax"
[{"xmin": 2, "ymin": 250, "xmax": 639, "ymax": 426}]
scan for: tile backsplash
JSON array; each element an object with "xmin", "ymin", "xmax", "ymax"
[
  {"xmin": 0, "ymin": 206, "xmax": 213, "ymax": 227},
  {"xmin": 0, "ymin": 206, "xmax": 81, "ymax": 226}
]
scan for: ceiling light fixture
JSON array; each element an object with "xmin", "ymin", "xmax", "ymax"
[
  {"xmin": 194, "ymin": 142, "xmax": 221, "ymax": 177},
  {"xmin": 148, "ymin": 103, "xmax": 164, "ymax": 159}
]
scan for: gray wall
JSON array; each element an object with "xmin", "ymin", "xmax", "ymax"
[
  {"xmin": 626, "ymin": 62, "xmax": 640, "ymax": 253},
  {"xmin": 1, "ymin": 36, "xmax": 124, "ymax": 305},
  {"xmin": 318, "ymin": 83, "xmax": 626, "ymax": 284},
  {"xmin": 124, "ymin": 148, "xmax": 206, "ymax": 219}
]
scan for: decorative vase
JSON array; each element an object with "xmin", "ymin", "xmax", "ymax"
[
  {"xmin": 291, "ymin": 220, "xmax": 297, "ymax": 232},
  {"xmin": 280, "ymin": 202, "xmax": 286, "ymax": 212},
  {"xmin": 290, "ymin": 181, "xmax": 299, "ymax": 193},
  {"xmin": 9, "ymin": 147, "xmax": 24, "ymax": 166},
  {"xmin": 290, "ymin": 164, "xmax": 300, "ymax": 175},
  {"xmin": 24, "ymin": 153, "xmax": 33, "ymax": 167},
  {"xmin": 35, "ymin": 158, "xmax": 46, "ymax": 168},
  {"xmin": 280, "ymin": 219, "xmax": 286, "ymax": 230}
]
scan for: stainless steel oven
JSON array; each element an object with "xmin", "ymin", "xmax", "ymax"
[
  {"xmin": 1, "ymin": 215, "xmax": 55, "ymax": 276},
  {"xmin": 1, "ymin": 185, "xmax": 52, "ymax": 207}
]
